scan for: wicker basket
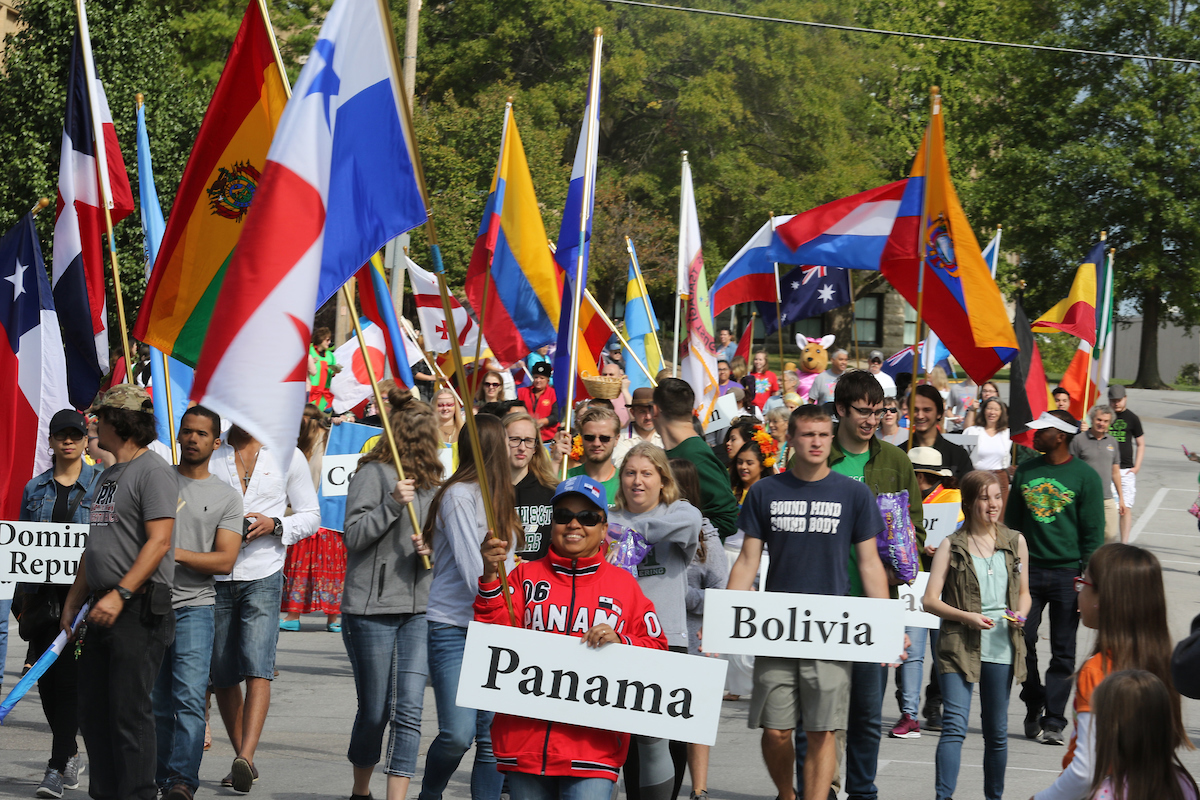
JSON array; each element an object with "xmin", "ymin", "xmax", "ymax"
[{"xmin": 580, "ymin": 371, "xmax": 623, "ymax": 399}]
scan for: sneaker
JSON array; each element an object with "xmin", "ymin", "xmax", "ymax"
[
  {"xmin": 326, "ymin": 622, "xmax": 342, "ymax": 633},
  {"xmin": 62, "ymin": 754, "xmax": 81, "ymax": 790},
  {"xmin": 690, "ymin": 791, "xmax": 709, "ymax": 800},
  {"xmin": 164, "ymin": 784, "xmax": 194, "ymax": 800},
  {"xmin": 36, "ymin": 767, "xmax": 64, "ymax": 799},
  {"xmin": 1024, "ymin": 708, "xmax": 1043, "ymax": 740},
  {"xmin": 924, "ymin": 708, "xmax": 943, "ymax": 731},
  {"xmin": 1041, "ymin": 727, "xmax": 1065, "ymax": 746},
  {"xmin": 278, "ymin": 619, "xmax": 300, "ymax": 632},
  {"xmin": 889, "ymin": 713, "xmax": 922, "ymax": 739}
]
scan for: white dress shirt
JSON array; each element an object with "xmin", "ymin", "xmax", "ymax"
[{"xmin": 210, "ymin": 444, "xmax": 321, "ymax": 581}]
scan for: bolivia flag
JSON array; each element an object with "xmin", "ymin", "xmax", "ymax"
[
  {"xmin": 134, "ymin": 0, "xmax": 288, "ymax": 365},
  {"xmin": 1031, "ymin": 242, "xmax": 1104, "ymax": 346}
]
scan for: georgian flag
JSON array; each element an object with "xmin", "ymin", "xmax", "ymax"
[
  {"xmin": 52, "ymin": 24, "xmax": 134, "ymax": 409},
  {"xmin": 405, "ymin": 255, "xmax": 490, "ymax": 366}
]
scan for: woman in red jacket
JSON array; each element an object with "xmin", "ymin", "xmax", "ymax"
[{"xmin": 476, "ymin": 475, "xmax": 667, "ymax": 800}]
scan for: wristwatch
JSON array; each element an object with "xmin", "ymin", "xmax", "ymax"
[
  {"xmin": 272, "ymin": 517, "xmax": 283, "ymax": 536},
  {"xmin": 114, "ymin": 585, "xmax": 133, "ymax": 602}
]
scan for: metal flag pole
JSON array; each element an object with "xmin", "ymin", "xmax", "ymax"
[
  {"xmin": 377, "ymin": 0, "xmax": 515, "ymax": 622},
  {"xmin": 907, "ymin": 86, "xmax": 939, "ymax": 450}
]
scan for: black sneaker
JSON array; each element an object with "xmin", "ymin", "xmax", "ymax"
[
  {"xmin": 1024, "ymin": 708, "xmax": 1043, "ymax": 740},
  {"xmin": 924, "ymin": 708, "xmax": 943, "ymax": 731},
  {"xmin": 1041, "ymin": 727, "xmax": 1065, "ymax": 745}
]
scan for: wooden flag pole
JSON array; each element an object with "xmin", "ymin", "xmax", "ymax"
[
  {"xmin": 583, "ymin": 289, "xmax": 657, "ymax": 388},
  {"xmin": 849, "ymin": 270, "xmax": 860, "ymax": 367},
  {"xmin": 30, "ymin": 197, "xmax": 50, "ymax": 216},
  {"xmin": 908, "ymin": 86, "xmax": 940, "ymax": 451},
  {"xmin": 768, "ymin": 215, "xmax": 786, "ymax": 375},
  {"xmin": 342, "ymin": 285, "xmax": 431, "ymax": 570},
  {"xmin": 379, "ymin": 0, "xmax": 516, "ymax": 624}
]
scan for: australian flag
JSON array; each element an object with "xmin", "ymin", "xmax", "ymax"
[{"xmin": 759, "ymin": 265, "xmax": 851, "ymax": 335}]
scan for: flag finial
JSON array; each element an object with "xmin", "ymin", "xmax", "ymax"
[
  {"xmin": 681, "ymin": 150, "xmax": 688, "ymax": 162},
  {"xmin": 1100, "ymin": 230, "xmax": 1107, "ymax": 241}
]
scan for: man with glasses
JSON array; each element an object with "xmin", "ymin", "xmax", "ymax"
[
  {"xmin": 1005, "ymin": 410, "xmax": 1104, "ymax": 746},
  {"xmin": 794, "ymin": 371, "xmax": 924, "ymax": 800},
  {"xmin": 566, "ymin": 406, "xmax": 621, "ymax": 507},
  {"xmin": 613, "ymin": 387, "xmax": 663, "ymax": 466}
]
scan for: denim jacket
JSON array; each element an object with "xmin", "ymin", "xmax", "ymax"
[{"xmin": 20, "ymin": 462, "xmax": 103, "ymax": 524}]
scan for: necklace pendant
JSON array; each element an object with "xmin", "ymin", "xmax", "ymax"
[{"xmin": 987, "ymin": 567, "xmax": 994, "ymax": 575}]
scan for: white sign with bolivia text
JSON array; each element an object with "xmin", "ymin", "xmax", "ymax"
[
  {"xmin": 921, "ymin": 502, "xmax": 962, "ymax": 549},
  {"xmin": 0, "ymin": 521, "xmax": 87, "ymax": 599},
  {"xmin": 898, "ymin": 572, "xmax": 940, "ymax": 629},
  {"xmin": 456, "ymin": 621, "xmax": 728, "ymax": 745},
  {"xmin": 701, "ymin": 589, "xmax": 906, "ymax": 663}
]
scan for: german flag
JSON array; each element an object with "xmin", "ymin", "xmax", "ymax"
[
  {"xmin": 133, "ymin": 0, "xmax": 288, "ymax": 365},
  {"xmin": 1009, "ymin": 299, "xmax": 1053, "ymax": 448}
]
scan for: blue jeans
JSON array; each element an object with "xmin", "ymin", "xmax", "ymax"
[
  {"xmin": 342, "ymin": 613, "xmax": 429, "ymax": 776},
  {"xmin": 936, "ymin": 663, "xmax": 1013, "ymax": 800},
  {"xmin": 418, "ymin": 622, "xmax": 503, "ymax": 800},
  {"xmin": 1020, "ymin": 567, "xmax": 1078, "ymax": 731},
  {"xmin": 211, "ymin": 570, "xmax": 285, "ymax": 686},
  {"xmin": 152, "ymin": 605, "xmax": 215, "ymax": 792},
  {"xmin": 899, "ymin": 626, "xmax": 928, "ymax": 717},
  {"xmin": 507, "ymin": 772, "xmax": 614, "ymax": 800}
]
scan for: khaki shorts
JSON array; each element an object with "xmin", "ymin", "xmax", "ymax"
[
  {"xmin": 748, "ymin": 657, "xmax": 851, "ymax": 732},
  {"xmin": 1103, "ymin": 498, "xmax": 1119, "ymax": 542}
]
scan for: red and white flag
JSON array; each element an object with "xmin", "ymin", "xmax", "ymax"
[
  {"xmin": 405, "ymin": 255, "xmax": 490, "ymax": 367},
  {"xmin": 189, "ymin": 0, "xmax": 428, "ymax": 466},
  {"xmin": 330, "ymin": 323, "xmax": 386, "ymax": 414},
  {"xmin": 52, "ymin": 14, "xmax": 134, "ymax": 409},
  {"xmin": 676, "ymin": 158, "xmax": 720, "ymax": 419}
]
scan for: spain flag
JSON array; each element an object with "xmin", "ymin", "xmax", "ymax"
[{"xmin": 134, "ymin": 0, "xmax": 288, "ymax": 365}]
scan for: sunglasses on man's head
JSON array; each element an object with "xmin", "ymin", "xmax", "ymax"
[
  {"xmin": 552, "ymin": 508, "xmax": 606, "ymax": 526},
  {"xmin": 582, "ymin": 434, "xmax": 612, "ymax": 443}
]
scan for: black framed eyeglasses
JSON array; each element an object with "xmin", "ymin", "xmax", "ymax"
[
  {"xmin": 850, "ymin": 406, "xmax": 884, "ymax": 420},
  {"xmin": 581, "ymin": 434, "xmax": 612, "ymax": 443},
  {"xmin": 507, "ymin": 436, "xmax": 537, "ymax": 449},
  {"xmin": 552, "ymin": 508, "xmax": 606, "ymax": 526}
]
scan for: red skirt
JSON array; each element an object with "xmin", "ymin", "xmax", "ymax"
[{"xmin": 280, "ymin": 527, "xmax": 346, "ymax": 614}]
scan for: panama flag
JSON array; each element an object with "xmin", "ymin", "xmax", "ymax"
[
  {"xmin": 52, "ymin": 17, "xmax": 134, "ymax": 409},
  {"xmin": 677, "ymin": 157, "xmax": 720, "ymax": 418},
  {"xmin": 0, "ymin": 215, "xmax": 70, "ymax": 517},
  {"xmin": 190, "ymin": 0, "xmax": 428, "ymax": 466}
]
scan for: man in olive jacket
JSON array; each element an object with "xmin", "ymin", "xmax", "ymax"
[{"xmin": 796, "ymin": 371, "xmax": 925, "ymax": 800}]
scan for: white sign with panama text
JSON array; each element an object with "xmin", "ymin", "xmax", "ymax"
[
  {"xmin": 701, "ymin": 589, "xmax": 906, "ymax": 663},
  {"xmin": 456, "ymin": 622, "xmax": 728, "ymax": 745},
  {"xmin": 0, "ymin": 521, "xmax": 86, "ymax": 600},
  {"xmin": 898, "ymin": 572, "xmax": 940, "ymax": 629}
]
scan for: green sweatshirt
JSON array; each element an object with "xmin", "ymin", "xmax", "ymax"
[
  {"xmin": 1005, "ymin": 454, "xmax": 1105, "ymax": 571},
  {"xmin": 666, "ymin": 436, "xmax": 740, "ymax": 541}
]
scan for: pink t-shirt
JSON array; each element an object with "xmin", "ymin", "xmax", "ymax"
[{"xmin": 1093, "ymin": 772, "xmax": 1198, "ymax": 800}]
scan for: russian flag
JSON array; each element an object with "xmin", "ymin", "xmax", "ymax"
[
  {"xmin": 190, "ymin": 0, "xmax": 428, "ymax": 466},
  {"xmin": 710, "ymin": 215, "xmax": 793, "ymax": 317},
  {"xmin": 0, "ymin": 215, "xmax": 70, "ymax": 517},
  {"xmin": 51, "ymin": 25, "xmax": 134, "ymax": 409}
]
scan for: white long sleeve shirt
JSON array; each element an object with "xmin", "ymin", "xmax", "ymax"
[{"xmin": 210, "ymin": 444, "xmax": 321, "ymax": 581}]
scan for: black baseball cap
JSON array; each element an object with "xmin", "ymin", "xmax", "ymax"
[{"xmin": 49, "ymin": 409, "xmax": 88, "ymax": 437}]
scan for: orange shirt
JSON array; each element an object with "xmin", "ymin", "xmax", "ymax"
[{"xmin": 1063, "ymin": 652, "xmax": 1111, "ymax": 769}]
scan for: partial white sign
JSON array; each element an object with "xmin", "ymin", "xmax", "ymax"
[
  {"xmin": 898, "ymin": 572, "xmax": 940, "ymax": 629},
  {"xmin": 0, "ymin": 521, "xmax": 86, "ymax": 588},
  {"xmin": 922, "ymin": 502, "xmax": 961, "ymax": 549},
  {"xmin": 705, "ymin": 394, "xmax": 740, "ymax": 435},
  {"xmin": 320, "ymin": 454, "xmax": 362, "ymax": 498},
  {"xmin": 456, "ymin": 621, "xmax": 728, "ymax": 745},
  {"xmin": 701, "ymin": 589, "xmax": 906, "ymax": 663}
]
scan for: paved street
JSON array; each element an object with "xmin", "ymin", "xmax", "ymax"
[{"xmin": 4, "ymin": 386, "xmax": 1200, "ymax": 799}]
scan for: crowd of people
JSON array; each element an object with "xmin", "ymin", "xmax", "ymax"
[{"xmin": 5, "ymin": 333, "xmax": 1200, "ymax": 800}]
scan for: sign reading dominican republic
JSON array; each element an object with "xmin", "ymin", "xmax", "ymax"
[
  {"xmin": 921, "ymin": 502, "xmax": 962, "ymax": 549},
  {"xmin": 701, "ymin": 589, "xmax": 906, "ymax": 663},
  {"xmin": 0, "ymin": 522, "xmax": 85, "ymax": 590},
  {"xmin": 456, "ymin": 622, "xmax": 728, "ymax": 745}
]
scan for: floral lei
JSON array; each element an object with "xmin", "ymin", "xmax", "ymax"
[
  {"xmin": 752, "ymin": 427, "xmax": 780, "ymax": 469},
  {"xmin": 570, "ymin": 434, "xmax": 583, "ymax": 462}
]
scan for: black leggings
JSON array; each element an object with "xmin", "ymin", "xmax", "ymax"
[
  {"xmin": 622, "ymin": 645, "xmax": 688, "ymax": 800},
  {"xmin": 29, "ymin": 623, "xmax": 80, "ymax": 772}
]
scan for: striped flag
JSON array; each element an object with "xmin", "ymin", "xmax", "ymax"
[{"xmin": 52, "ymin": 18, "xmax": 134, "ymax": 408}]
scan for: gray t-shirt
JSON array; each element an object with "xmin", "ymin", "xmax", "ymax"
[
  {"xmin": 1069, "ymin": 432, "xmax": 1119, "ymax": 501},
  {"xmin": 172, "ymin": 474, "xmax": 244, "ymax": 608},
  {"xmin": 86, "ymin": 451, "xmax": 179, "ymax": 592},
  {"xmin": 808, "ymin": 369, "xmax": 842, "ymax": 406}
]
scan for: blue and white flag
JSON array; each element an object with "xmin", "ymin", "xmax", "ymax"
[
  {"xmin": 136, "ymin": 99, "xmax": 193, "ymax": 456},
  {"xmin": 981, "ymin": 229, "xmax": 1001, "ymax": 278}
]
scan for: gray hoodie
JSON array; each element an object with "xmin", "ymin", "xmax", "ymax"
[
  {"xmin": 342, "ymin": 460, "xmax": 434, "ymax": 616},
  {"xmin": 609, "ymin": 499, "xmax": 702, "ymax": 648}
]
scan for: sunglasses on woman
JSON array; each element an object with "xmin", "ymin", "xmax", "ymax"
[{"xmin": 552, "ymin": 508, "xmax": 606, "ymax": 526}]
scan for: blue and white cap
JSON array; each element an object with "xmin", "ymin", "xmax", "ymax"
[{"xmin": 552, "ymin": 475, "xmax": 607, "ymax": 511}]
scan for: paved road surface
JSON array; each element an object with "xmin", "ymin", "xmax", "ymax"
[{"xmin": 3, "ymin": 387, "xmax": 1200, "ymax": 799}]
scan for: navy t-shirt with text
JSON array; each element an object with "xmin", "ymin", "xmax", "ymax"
[{"xmin": 737, "ymin": 470, "xmax": 884, "ymax": 597}]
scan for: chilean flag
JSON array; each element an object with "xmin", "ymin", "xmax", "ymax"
[
  {"xmin": 52, "ymin": 27, "xmax": 134, "ymax": 409},
  {"xmin": 190, "ymin": 0, "xmax": 428, "ymax": 467},
  {"xmin": 0, "ymin": 215, "xmax": 70, "ymax": 517}
]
